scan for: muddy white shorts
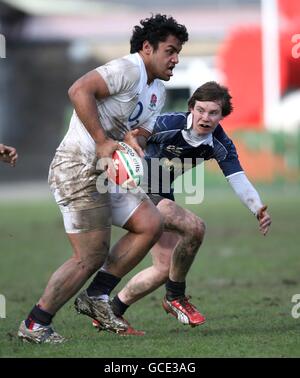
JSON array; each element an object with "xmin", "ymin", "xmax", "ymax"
[{"xmin": 48, "ymin": 152, "xmax": 147, "ymax": 233}]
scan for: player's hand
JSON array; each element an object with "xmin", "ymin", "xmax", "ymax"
[
  {"xmin": 95, "ymin": 138, "xmax": 119, "ymax": 172},
  {"xmin": 123, "ymin": 130, "xmax": 145, "ymax": 158},
  {"xmin": 0, "ymin": 144, "xmax": 18, "ymax": 167},
  {"xmin": 257, "ymin": 205, "xmax": 271, "ymax": 236}
]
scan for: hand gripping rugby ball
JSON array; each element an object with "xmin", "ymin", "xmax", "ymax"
[{"xmin": 107, "ymin": 142, "xmax": 144, "ymax": 189}]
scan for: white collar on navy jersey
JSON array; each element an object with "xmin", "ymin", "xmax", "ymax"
[{"xmin": 181, "ymin": 113, "xmax": 213, "ymax": 147}]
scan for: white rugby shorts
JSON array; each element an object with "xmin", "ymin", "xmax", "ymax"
[{"xmin": 48, "ymin": 153, "xmax": 147, "ymax": 233}]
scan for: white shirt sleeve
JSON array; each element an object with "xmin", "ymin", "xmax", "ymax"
[
  {"xmin": 95, "ymin": 58, "xmax": 139, "ymax": 96},
  {"xmin": 226, "ymin": 171, "xmax": 264, "ymax": 216}
]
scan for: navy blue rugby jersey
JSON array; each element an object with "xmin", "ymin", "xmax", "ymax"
[{"xmin": 142, "ymin": 112, "xmax": 243, "ymax": 199}]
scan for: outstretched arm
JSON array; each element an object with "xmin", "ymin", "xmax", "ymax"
[
  {"xmin": 0, "ymin": 144, "xmax": 18, "ymax": 167},
  {"xmin": 227, "ymin": 172, "xmax": 271, "ymax": 235}
]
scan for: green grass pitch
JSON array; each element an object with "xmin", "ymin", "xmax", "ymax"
[{"xmin": 0, "ymin": 183, "xmax": 300, "ymax": 357}]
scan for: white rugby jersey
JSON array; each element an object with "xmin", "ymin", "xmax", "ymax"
[{"xmin": 58, "ymin": 53, "xmax": 166, "ymax": 155}]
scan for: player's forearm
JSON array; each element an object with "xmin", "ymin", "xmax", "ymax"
[{"xmin": 227, "ymin": 172, "xmax": 263, "ymax": 216}]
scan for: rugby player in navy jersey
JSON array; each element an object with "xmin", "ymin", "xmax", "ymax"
[{"xmin": 92, "ymin": 81, "xmax": 271, "ymax": 333}]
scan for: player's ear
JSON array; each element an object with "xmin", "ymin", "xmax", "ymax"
[
  {"xmin": 142, "ymin": 40, "xmax": 153, "ymax": 55},
  {"xmin": 189, "ymin": 106, "xmax": 194, "ymax": 114}
]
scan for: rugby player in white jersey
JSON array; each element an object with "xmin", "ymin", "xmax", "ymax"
[
  {"xmin": 17, "ymin": 14, "xmax": 188, "ymax": 343},
  {"xmin": 92, "ymin": 82, "xmax": 271, "ymax": 334}
]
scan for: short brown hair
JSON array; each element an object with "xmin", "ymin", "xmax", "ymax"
[{"xmin": 188, "ymin": 81, "xmax": 233, "ymax": 117}]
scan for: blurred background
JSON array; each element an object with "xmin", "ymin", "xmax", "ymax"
[{"xmin": 0, "ymin": 0, "xmax": 299, "ymax": 193}]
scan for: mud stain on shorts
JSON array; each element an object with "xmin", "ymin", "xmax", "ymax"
[
  {"xmin": 63, "ymin": 206, "xmax": 112, "ymax": 233},
  {"xmin": 48, "ymin": 146, "xmax": 110, "ymax": 211}
]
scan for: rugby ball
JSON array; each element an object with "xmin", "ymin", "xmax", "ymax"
[{"xmin": 107, "ymin": 142, "xmax": 144, "ymax": 189}]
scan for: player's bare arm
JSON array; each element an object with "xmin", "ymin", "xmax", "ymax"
[
  {"xmin": 0, "ymin": 144, "xmax": 18, "ymax": 166},
  {"xmin": 68, "ymin": 70, "xmax": 118, "ymax": 159}
]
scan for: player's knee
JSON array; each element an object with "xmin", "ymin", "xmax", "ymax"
[
  {"xmin": 73, "ymin": 256, "xmax": 98, "ymax": 276},
  {"xmin": 126, "ymin": 202, "xmax": 163, "ymax": 239},
  {"xmin": 141, "ymin": 210, "xmax": 164, "ymax": 240},
  {"xmin": 187, "ymin": 217, "xmax": 206, "ymax": 244},
  {"xmin": 73, "ymin": 247, "xmax": 109, "ymax": 275}
]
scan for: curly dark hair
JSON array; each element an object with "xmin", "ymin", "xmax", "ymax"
[
  {"xmin": 130, "ymin": 14, "xmax": 189, "ymax": 53},
  {"xmin": 188, "ymin": 81, "xmax": 233, "ymax": 117}
]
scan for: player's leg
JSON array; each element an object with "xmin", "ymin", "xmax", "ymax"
[
  {"xmin": 18, "ymin": 156, "xmax": 126, "ymax": 343},
  {"xmin": 116, "ymin": 232, "xmax": 178, "ymax": 305},
  {"xmin": 18, "ymin": 209, "xmax": 123, "ymax": 344},
  {"xmin": 75, "ymin": 192, "xmax": 163, "ymax": 334},
  {"xmin": 103, "ymin": 198, "xmax": 164, "ymax": 277},
  {"xmin": 110, "ymin": 200, "xmax": 206, "ymax": 329},
  {"xmin": 112, "ymin": 198, "xmax": 206, "ymax": 327},
  {"xmin": 92, "ymin": 232, "xmax": 177, "ymax": 334},
  {"xmin": 83, "ymin": 193, "xmax": 163, "ymax": 296},
  {"xmin": 157, "ymin": 199, "xmax": 206, "ymax": 282},
  {"xmin": 157, "ymin": 199, "xmax": 206, "ymax": 326},
  {"xmin": 39, "ymin": 228, "xmax": 111, "ymax": 314}
]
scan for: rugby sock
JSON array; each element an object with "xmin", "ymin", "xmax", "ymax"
[
  {"xmin": 25, "ymin": 304, "xmax": 53, "ymax": 329},
  {"xmin": 87, "ymin": 270, "xmax": 121, "ymax": 297},
  {"xmin": 111, "ymin": 295, "xmax": 129, "ymax": 317},
  {"xmin": 165, "ymin": 279, "xmax": 186, "ymax": 301}
]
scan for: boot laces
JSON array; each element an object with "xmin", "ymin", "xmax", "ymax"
[{"xmin": 179, "ymin": 296, "xmax": 196, "ymax": 314}]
